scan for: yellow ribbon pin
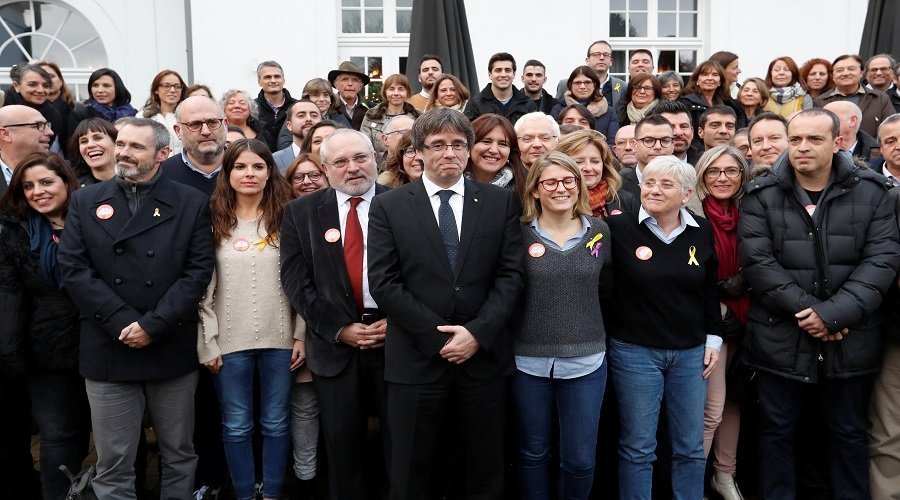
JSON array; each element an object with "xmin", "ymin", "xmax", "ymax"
[
  {"xmin": 687, "ymin": 245, "xmax": 699, "ymax": 266},
  {"xmin": 614, "ymin": 82, "xmax": 621, "ymax": 92},
  {"xmin": 585, "ymin": 232, "xmax": 603, "ymax": 249},
  {"xmin": 153, "ymin": 208, "xmax": 160, "ymax": 217}
]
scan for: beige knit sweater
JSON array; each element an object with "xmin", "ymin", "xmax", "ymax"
[{"xmin": 198, "ymin": 218, "xmax": 305, "ymax": 364}]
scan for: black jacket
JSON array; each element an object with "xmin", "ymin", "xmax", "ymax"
[
  {"xmin": 464, "ymin": 84, "xmax": 537, "ymax": 125},
  {"xmin": 254, "ymin": 89, "xmax": 298, "ymax": 151},
  {"xmin": 58, "ymin": 174, "xmax": 215, "ymax": 382},
  {"xmin": 0, "ymin": 213, "xmax": 80, "ymax": 379},
  {"xmin": 738, "ymin": 153, "xmax": 900, "ymax": 382},
  {"xmin": 531, "ymin": 89, "xmax": 557, "ymax": 114},
  {"xmin": 678, "ymin": 93, "xmax": 747, "ymax": 150}
]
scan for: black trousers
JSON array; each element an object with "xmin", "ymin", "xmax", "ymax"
[
  {"xmin": 388, "ymin": 367, "xmax": 508, "ymax": 500},
  {"xmin": 313, "ymin": 348, "xmax": 389, "ymax": 500}
]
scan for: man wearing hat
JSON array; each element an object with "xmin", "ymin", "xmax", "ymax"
[{"xmin": 329, "ymin": 61, "xmax": 371, "ymax": 131}]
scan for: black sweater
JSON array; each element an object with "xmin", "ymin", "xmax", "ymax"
[{"xmin": 606, "ymin": 211, "xmax": 720, "ymax": 349}]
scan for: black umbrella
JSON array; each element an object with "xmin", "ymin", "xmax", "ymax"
[
  {"xmin": 406, "ymin": 0, "xmax": 480, "ymax": 97},
  {"xmin": 859, "ymin": 0, "xmax": 900, "ymax": 59}
]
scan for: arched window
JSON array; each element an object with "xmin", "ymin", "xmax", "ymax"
[{"xmin": 0, "ymin": 0, "xmax": 107, "ymax": 100}]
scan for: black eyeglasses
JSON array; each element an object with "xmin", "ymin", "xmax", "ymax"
[
  {"xmin": 3, "ymin": 121, "xmax": 51, "ymax": 131},
  {"xmin": 401, "ymin": 147, "xmax": 417, "ymax": 158},
  {"xmin": 704, "ymin": 167, "xmax": 743, "ymax": 179},
  {"xmin": 538, "ymin": 176, "xmax": 579, "ymax": 191},
  {"xmin": 637, "ymin": 136, "xmax": 673, "ymax": 148},
  {"xmin": 180, "ymin": 118, "xmax": 224, "ymax": 132},
  {"xmin": 292, "ymin": 171, "xmax": 324, "ymax": 183}
]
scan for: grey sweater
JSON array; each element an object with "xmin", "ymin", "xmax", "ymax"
[{"xmin": 512, "ymin": 217, "xmax": 611, "ymax": 357}]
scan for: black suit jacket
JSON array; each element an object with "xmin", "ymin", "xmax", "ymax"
[
  {"xmin": 280, "ymin": 185, "xmax": 389, "ymax": 377},
  {"xmin": 367, "ymin": 179, "xmax": 525, "ymax": 384},
  {"xmin": 620, "ymin": 166, "xmax": 640, "ymax": 199},
  {"xmin": 57, "ymin": 174, "xmax": 215, "ymax": 382}
]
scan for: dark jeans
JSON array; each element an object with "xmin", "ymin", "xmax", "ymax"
[
  {"xmin": 512, "ymin": 363, "xmax": 607, "ymax": 500},
  {"xmin": 756, "ymin": 371, "xmax": 872, "ymax": 500},
  {"xmin": 0, "ymin": 373, "xmax": 38, "ymax": 499},
  {"xmin": 28, "ymin": 369, "xmax": 91, "ymax": 500}
]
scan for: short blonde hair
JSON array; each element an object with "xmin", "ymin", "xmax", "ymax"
[
  {"xmin": 521, "ymin": 151, "xmax": 591, "ymax": 222},
  {"xmin": 693, "ymin": 146, "xmax": 749, "ymax": 202}
]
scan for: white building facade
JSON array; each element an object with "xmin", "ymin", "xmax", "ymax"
[{"xmin": 0, "ymin": 0, "xmax": 868, "ymax": 107}]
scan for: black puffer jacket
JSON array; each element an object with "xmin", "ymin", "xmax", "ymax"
[
  {"xmin": 0, "ymin": 213, "xmax": 80, "ymax": 380},
  {"xmin": 738, "ymin": 154, "xmax": 900, "ymax": 382}
]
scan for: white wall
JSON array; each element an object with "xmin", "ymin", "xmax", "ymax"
[
  {"xmin": 706, "ymin": 0, "xmax": 867, "ymax": 82},
  {"xmin": 463, "ymin": 0, "xmax": 868, "ymax": 89},
  {"xmin": 66, "ymin": 0, "xmax": 188, "ymax": 108},
  {"xmin": 189, "ymin": 0, "xmax": 341, "ymax": 102}
]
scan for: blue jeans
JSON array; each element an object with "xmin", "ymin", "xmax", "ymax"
[
  {"xmin": 214, "ymin": 349, "xmax": 293, "ymax": 499},
  {"xmin": 608, "ymin": 338, "xmax": 707, "ymax": 500},
  {"xmin": 512, "ymin": 361, "xmax": 607, "ymax": 500}
]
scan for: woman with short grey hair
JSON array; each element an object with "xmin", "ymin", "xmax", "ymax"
[{"xmin": 605, "ymin": 154, "xmax": 722, "ymax": 499}]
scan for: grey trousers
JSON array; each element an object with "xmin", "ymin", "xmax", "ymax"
[
  {"xmin": 290, "ymin": 381, "xmax": 320, "ymax": 480},
  {"xmin": 85, "ymin": 371, "xmax": 199, "ymax": 500}
]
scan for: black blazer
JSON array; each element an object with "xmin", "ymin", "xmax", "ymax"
[
  {"xmin": 367, "ymin": 179, "xmax": 526, "ymax": 384},
  {"xmin": 57, "ymin": 174, "xmax": 215, "ymax": 382},
  {"xmin": 620, "ymin": 166, "xmax": 640, "ymax": 199},
  {"xmin": 280, "ymin": 185, "xmax": 390, "ymax": 377}
]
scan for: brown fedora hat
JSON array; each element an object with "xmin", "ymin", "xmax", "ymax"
[{"xmin": 328, "ymin": 61, "xmax": 371, "ymax": 87}]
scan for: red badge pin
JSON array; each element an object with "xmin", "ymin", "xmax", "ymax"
[
  {"xmin": 324, "ymin": 228, "xmax": 341, "ymax": 243},
  {"xmin": 96, "ymin": 204, "xmax": 114, "ymax": 220},
  {"xmin": 635, "ymin": 246, "xmax": 653, "ymax": 261},
  {"xmin": 528, "ymin": 243, "xmax": 546, "ymax": 258},
  {"xmin": 610, "ymin": 209, "xmax": 623, "ymax": 216},
  {"xmin": 232, "ymin": 238, "xmax": 250, "ymax": 252}
]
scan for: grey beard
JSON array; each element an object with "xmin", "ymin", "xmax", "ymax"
[
  {"xmin": 115, "ymin": 161, "xmax": 154, "ymax": 181},
  {"xmin": 185, "ymin": 143, "xmax": 224, "ymax": 164}
]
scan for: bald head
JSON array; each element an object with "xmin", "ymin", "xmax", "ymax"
[
  {"xmin": 823, "ymin": 101, "xmax": 862, "ymax": 144},
  {"xmin": 0, "ymin": 105, "xmax": 53, "ymax": 169}
]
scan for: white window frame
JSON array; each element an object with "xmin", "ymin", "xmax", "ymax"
[
  {"xmin": 337, "ymin": 0, "xmax": 411, "ymax": 103},
  {"xmin": 608, "ymin": 0, "xmax": 706, "ymax": 82}
]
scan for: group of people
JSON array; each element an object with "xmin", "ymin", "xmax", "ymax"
[{"xmin": 1, "ymin": 39, "xmax": 900, "ymax": 500}]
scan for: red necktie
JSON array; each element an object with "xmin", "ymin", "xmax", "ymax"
[{"xmin": 344, "ymin": 197, "xmax": 364, "ymax": 314}]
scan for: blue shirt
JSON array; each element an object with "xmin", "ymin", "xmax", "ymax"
[{"xmin": 515, "ymin": 216, "xmax": 607, "ymax": 379}]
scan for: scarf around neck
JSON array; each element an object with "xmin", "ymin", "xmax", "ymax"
[
  {"xmin": 89, "ymin": 99, "xmax": 137, "ymax": 122},
  {"xmin": 702, "ymin": 196, "xmax": 748, "ymax": 323},
  {"xmin": 28, "ymin": 212, "xmax": 63, "ymax": 290},
  {"xmin": 626, "ymin": 99, "xmax": 659, "ymax": 124},
  {"xmin": 769, "ymin": 83, "xmax": 806, "ymax": 105},
  {"xmin": 564, "ymin": 91, "xmax": 609, "ymax": 118},
  {"xmin": 588, "ymin": 180, "xmax": 610, "ymax": 219}
]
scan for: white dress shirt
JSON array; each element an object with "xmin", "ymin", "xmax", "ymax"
[
  {"xmin": 335, "ymin": 183, "xmax": 378, "ymax": 309},
  {"xmin": 421, "ymin": 173, "xmax": 464, "ymax": 238}
]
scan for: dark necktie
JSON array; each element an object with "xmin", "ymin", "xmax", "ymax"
[
  {"xmin": 438, "ymin": 190, "xmax": 459, "ymax": 272},
  {"xmin": 344, "ymin": 197, "xmax": 364, "ymax": 313}
]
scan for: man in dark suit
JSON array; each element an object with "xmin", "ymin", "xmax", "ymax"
[
  {"xmin": 281, "ymin": 128, "xmax": 389, "ymax": 499},
  {"xmin": 367, "ymin": 108, "xmax": 526, "ymax": 499},
  {"xmin": 58, "ymin": 118, "xmax": 215, "ymax": 499}
]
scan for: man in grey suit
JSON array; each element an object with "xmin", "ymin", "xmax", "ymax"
[
  {"xmin": 273, "ymin": 100, "xmax": 322, "ymax": 172},
  {"xmin": 557, "ymin": 40, "xmax": 626, "ymax": 111}
]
